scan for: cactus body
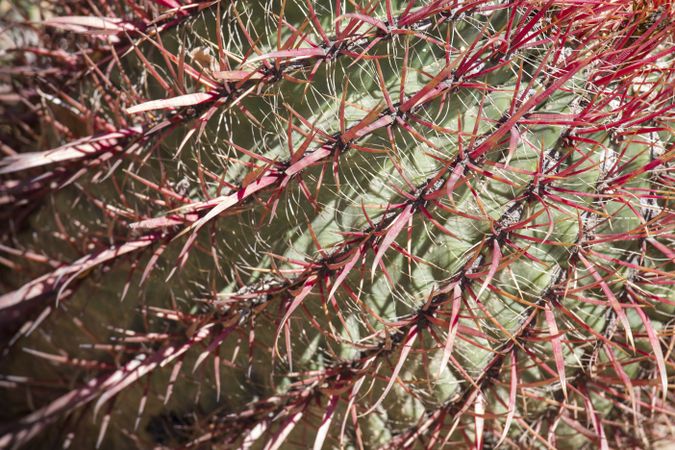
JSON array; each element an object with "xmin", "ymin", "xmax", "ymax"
[{"xmin": 0, "ymin": 0, "xmax": 673, "ymax": 448}]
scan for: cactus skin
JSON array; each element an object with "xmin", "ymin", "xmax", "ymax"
[{"xmin": 0, "ymin": 0, "xmax": 673, "ymax": 448}]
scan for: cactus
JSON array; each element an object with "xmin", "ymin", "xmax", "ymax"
[{"xmin": 0, "ymin": 0, "xmax": 673, "ymax": 448}]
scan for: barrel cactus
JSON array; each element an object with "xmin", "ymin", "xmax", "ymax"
[{"xmin": 0, "ymin": 0, "xmax": 673, "ymax": 448}]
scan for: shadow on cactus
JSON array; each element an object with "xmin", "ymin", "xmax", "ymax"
[{"xmin": 0, "ymin": 0, "xmax": 673, "ymax": 448}]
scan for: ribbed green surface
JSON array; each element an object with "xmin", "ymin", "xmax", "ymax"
[{"xmin": 0, "ymin": 0, "xmax": 672, "ymax": 449}]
